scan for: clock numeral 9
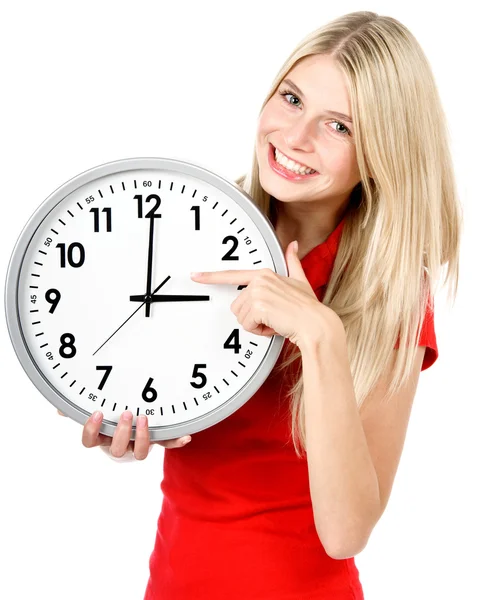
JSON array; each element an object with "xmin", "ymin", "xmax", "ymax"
[
  {"xmin": 90, "ymin": 207, "xmax": 112, "ymax": 232},
  {"xmin": 59, "ymin": 333, "xmax": 76, "ymax": 359},
  {"xmin": 56, "ymin": 243, "xmax": 85, "ymax": 268},
  {"xmin": 45, "ymin": 288, "xmax": 61, "ymax": 313},
  {"xmin": 134, "ymin": 194, "xmax": 162, "ymax": 218}
]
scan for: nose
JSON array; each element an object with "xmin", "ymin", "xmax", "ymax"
[{"xmin": 282, "ymin": 114, "xmax": 317, "ymax": 155}]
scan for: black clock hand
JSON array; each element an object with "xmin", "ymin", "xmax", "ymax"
[
  {"xmin": 129, "ymin": 294, "xmax": 210, "ymax": 302},
  {"xmin": 92, "ymin": 276, "xmax": 172, "ymax": 356},
  {"xmin": 144, "ymin": 216, "xmax": 156, "ymax": 318}
]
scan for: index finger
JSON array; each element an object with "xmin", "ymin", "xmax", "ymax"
[{"xmin": 190, "ymin": 269, "xmax": 262, "ymax": 285}]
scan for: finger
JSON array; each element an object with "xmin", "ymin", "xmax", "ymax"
[
  {"xmin": 81, "ymin": 411, "xmax": 104, "ymax": 449},
  {"xmin": 154, "ymin": 435, "xmax": 192, "ymax": 449},
  {"xmin": 110, "ymin": 411, "xmax": 134, "ymax": 458},
  {"xmin": 133, "ymin": 415, "xmax": 151, "ymax": 461},
  {"xmin": 57, "ymin": 409, "xmax": 66, "ymax": 417}
]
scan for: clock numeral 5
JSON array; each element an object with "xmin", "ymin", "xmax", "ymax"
[{"xmin": 134, "ymin": 194, "xmax": 162, "ymax": 219}]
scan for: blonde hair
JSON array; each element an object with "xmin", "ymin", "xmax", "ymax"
[{"xmin": 234, "ymin": 11, "xmax": 463, "ymax": 458}]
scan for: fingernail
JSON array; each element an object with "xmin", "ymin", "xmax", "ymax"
[
  {"xmin": 190, "ymin": 272, "xmax": 203, "ymax": 278},
  {"xmin": 293, "ymin": 240, "xmax": 298, "ymax": 254},
  {"xmin": 92, "ymin": 411, "xmax": 102, "ymax": 422},
  {"xmin": 122, "ymin": 411, "xmax": 133, "ymax": 421},
  {"xmin": 181, "ymin": 437, "xmax": 192, "ymax": 445},
  {"xmin": 137, "ymin": 415, "xmax": 147, "ymax": 428}
]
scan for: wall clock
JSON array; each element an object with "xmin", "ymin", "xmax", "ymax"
[{"xmin": 4, "ymin": 157, "xmax": 287, "ymax": 441}]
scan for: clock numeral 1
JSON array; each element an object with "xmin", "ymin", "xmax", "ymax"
[
  {"xmin": 90, "ymin": 207, "xmax": 112, "ymax": 232},
  {"xmin": 191, "ymin": 205, "xmax": 200, "ymax": 230},
  {"xmin": 133, "ymin": 194, "xmax": 162, "ymax": 219},
  {"xmin": 56, "ymin": 242, "xmax": 85, "ymax": 268}
]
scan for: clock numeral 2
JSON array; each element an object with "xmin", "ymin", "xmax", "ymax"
[{"xmin": 222, "ymin": 235, "xmax": 239, "ymax": 260}]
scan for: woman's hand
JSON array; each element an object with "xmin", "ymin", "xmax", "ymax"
[
  {"xmin": 57, "ymin": 409, "xmax": 191, "ymax": 459},
  {"xmin": 190, "ymin": 240, "xmax": 341, "ymax": 349}
]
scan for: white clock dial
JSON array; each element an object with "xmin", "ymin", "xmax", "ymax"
[{"xmin": 6, "ymin": 158, "xmax": 287, "ymax": 441}]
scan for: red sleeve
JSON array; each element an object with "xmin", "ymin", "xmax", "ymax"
[{"xmin": 393, "ymin": 296, "xmax": 438, "ymax": 371}]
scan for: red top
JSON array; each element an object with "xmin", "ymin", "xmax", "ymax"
[{"xmin": 144, "ymin": 215, "xmax": 438, "ymax": 600}]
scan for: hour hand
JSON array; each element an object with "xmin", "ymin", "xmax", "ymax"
[{"xmin": 129, "ymin": 294, "xmax": 210, "ymax": 302}]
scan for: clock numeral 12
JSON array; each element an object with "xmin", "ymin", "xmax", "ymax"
[{"xmin": 134, "ymin": 194, "xmax": 162, "ymax": 218}]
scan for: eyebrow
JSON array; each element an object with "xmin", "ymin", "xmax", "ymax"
[{"xmin": 282, "ymin": 78, "xmax": 353, "ymax": 123}]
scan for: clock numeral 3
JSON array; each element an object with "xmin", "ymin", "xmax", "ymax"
[
  {"xmin": 56, "ymin": 243, "xmax": 85, "ymax": 268},
  {"xmin": 134, "ymin": 194, "xmax": 162, "ymax": 219},
  {"xmin": 222, "ymin": 235, "xmax": 239, "ymax": 261},
  {"xmin": 59, "ymin": 333, "xmax": 77, "ymax": 359}
]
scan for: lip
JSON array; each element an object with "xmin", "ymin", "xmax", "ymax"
[{"xmin": 268, "ymin": 143, "xmax": 320, "ymax": 181}]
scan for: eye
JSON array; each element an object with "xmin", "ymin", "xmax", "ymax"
[{"xmin": 278, "ymin": 88, "xmax": 352, "ymax": 136}]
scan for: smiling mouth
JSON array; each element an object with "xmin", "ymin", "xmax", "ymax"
[
  {"xmin": 272, "ymin": 145, "xmax": 316, "ymax": 172},
  {"xmin": 268, "ymin": 143, "xmax": 320, "ymax": 178}
]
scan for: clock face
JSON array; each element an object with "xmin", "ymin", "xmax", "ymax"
[{"xmin": 6, "ymin": 158, "xmax": 287, "ymax": 440}]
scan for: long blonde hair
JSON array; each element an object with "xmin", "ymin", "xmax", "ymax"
[{"xmin": 234, "ymin": 11, "xmax": 462, "ymax": 458}]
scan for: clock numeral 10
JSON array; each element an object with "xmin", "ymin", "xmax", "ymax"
[{"xmin": 56, "ymin": 243, "xmax": 85, "ymax": 268}]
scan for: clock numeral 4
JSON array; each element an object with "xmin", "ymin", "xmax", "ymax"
[{"xmin": 224, "ymin": 329, "xmax": 241, "ymax": 354}]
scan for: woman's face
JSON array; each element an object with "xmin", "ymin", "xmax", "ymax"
[{"xmin": 256, "ymin": 54, "xmax": 362, "ymax": 209}]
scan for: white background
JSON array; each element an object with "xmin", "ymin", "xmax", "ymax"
[{"xmin": 1, "ymin": 2, "xmax": 477, "ymax": 599}]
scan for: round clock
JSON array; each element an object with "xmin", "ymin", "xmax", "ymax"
[{"xmin": 5, "ymin": 157, "xmax": 287, "ymax": 441}]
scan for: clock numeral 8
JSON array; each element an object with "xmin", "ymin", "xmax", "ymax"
[{"xmin": 59, "ymin": 333, "xmax": 76, "ymax": 359}]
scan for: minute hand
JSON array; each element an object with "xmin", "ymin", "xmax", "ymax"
[{"xmin": 129, "ymin": 294, "xmax": 210, "ymax": 302}]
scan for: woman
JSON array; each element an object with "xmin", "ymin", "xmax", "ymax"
[{"xmin": 69, "ymin": 10, "xmax": 462, "ymax": 599}]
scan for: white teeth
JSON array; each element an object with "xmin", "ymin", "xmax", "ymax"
[{"xmin": 274, "ymin": 147, "xmax": 317, "ymax": 175}]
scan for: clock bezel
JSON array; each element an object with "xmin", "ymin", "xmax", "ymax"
[{"xmin": 4, "ymin": 156, "xmax": 288, "ymax": 441}]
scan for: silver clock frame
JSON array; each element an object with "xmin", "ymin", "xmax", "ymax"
[{"xmin": 4, "ymin": 157, "xmax": 288, "ymax": 441}]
